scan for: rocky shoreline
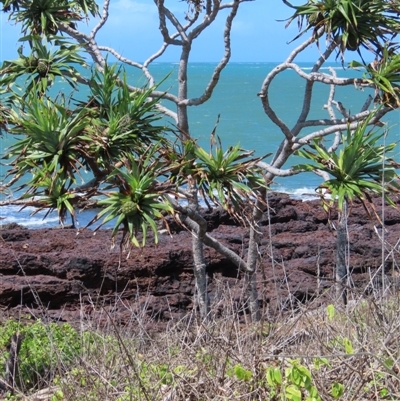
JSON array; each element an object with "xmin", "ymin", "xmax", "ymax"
[{"xmin": 1, "ymin": 193, "xmax": 400, "ymax": 326}]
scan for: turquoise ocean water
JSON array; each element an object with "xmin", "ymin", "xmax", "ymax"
[{"xmin": 1, "ymin": 62, "xmax": 399, "ymax": 227}]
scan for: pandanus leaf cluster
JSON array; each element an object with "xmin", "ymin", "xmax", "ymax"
[
  {"xmin": 350, "ymin": 46, "xmax": 400, "ymax": 108},
  {"xmin": 295, "ymin": 113, "xmax": 399, "ymax": 216},
  {"xmin": 3, "ymin": 92, "xmax": 92, "ymax": 189},
  {"xmin": 0, "ymin": 35, "xmax": 86, "ymax": 96},
  {"xmin": 283, "ymin": 0, "xmax": 400, "ymax": 124},
  {"xmin": 88, "ymin": 148, "xmax": 174, "ymax": 249},
  {"xmin": 1, "ymin": 62, "xmax": 170, "ymax": 234},
  {"xmin": 0, "ymin": 101, "xmax": 11, "ymax": 133},
  {"xmin": 1, "ymin": 0, "xmax": 99, "ymax": 36},
  {"xmin": 194, "ymin": 136, "xmax": 268, "ymax": 216},
  {"xmin": 284, "ymin": 0, "xmax": 400, "ymax": 58},
  {"xmin": 22, "ymin": 172, "xmax": 78, "ymax": 225},
  {"xmin": 82, "ymin": 63, "xmax": 168, "ymax": 166}
]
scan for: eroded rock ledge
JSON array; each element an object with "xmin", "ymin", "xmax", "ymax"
[{"xmin": 1, "ymin": 193, "xmax": 400, "ymax": 325}]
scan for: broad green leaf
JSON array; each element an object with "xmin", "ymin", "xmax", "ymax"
[
  {"xmin": 331, "ymin": 382, "xmax": 345, "ymax": 399},
  {"xmin": 343, "ymin": 337, "xmax": 354, "ymax": 354},
  {"xmin": 285, "ymin": 384, "xmax": 302, "ymax": 401},
  {"xmin": 326, "ymin": 304, "xmax": 335, "ymax": 321}
]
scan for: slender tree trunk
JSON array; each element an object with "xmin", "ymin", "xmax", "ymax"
[
  {"xmin": 244, "ymin": 269, "xmax": 260, "ymax": 321},
  {"xmin": 187, "ymin": 181, "xmax": 210, "ymax": 319},
  {"xmin": 336, "ymin": 200, "xmax": 348, "ymax": 305},
  {"xmin": 176, "ymin": 42, "xmax": 209, "ymax": 318},
  {"xmin": 245, "ymin": 193, "xmax": 264, "ymax": 321},
  {"xmin": 192, "ymin": 227, "xmax": 210, "ymax": 318},
  {"xmin": 4, "ymin": 333, "xmax": 22, "ymax": 394},
  {"xmin": 177, "ymin": 43, "xmax": 191, "ymax": 136}
]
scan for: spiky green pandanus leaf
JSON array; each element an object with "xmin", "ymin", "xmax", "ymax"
[
  {"xmin": 86, "ymin": 152, "xmax": 173, "ymax": 250},
  {"xmin": 192, "ymin": 134, "xmax": 268, "ymax": 218},
  {"xmin": 294, "ymin": 111, "xmax": 399, "ymax": 215},
  {"xmin": 0, "ymin": 36, "xmax": 87, "ymax": 96}
]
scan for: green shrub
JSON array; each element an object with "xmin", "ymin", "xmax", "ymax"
[{"xmin": 0, "ymin": 318, "xmax": 82, "ymax": 390}]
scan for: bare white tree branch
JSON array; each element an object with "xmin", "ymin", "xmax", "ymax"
[
  {"xmin": 90, "ymin": 0, "xmax": 110, "ymax": 39},
  {"xmin": 173, "ymin": 202, "xmax": 252, "ymax": 273},
  {"xmin": 257, "ymin": 161, "xmax": 300, "ymax": 177},
  {"xmin": 154, "ymin": 0, "xmax": 187, "ymax": 44},
  {"xmin": 188, "ymin": 0, "xmax": 220, "ymax": 41},
  {"xmin": 324, "ymin": 68, "xmax": 343, "ymax": 153},
  {"xmin": 180, "ymin": 0, "xmax": 240, "ymax": 107},
  {"xmin": 97, "ymin": 46, "xmax": 144, "ymax": 70}
]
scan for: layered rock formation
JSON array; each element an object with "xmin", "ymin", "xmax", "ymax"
[{"xmin": 1, "ymin": 193, "xmax": 400, "ymax": 325}]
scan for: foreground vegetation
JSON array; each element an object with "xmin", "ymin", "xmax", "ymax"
[
  {"xmin": 2, "ymin": 0, "xmax": 400, "ymax": 320},
  {"xmin": 1, "ymin": 289, "xmax": 400, "ymax": 401}
]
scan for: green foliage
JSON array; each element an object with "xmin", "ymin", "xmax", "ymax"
[
  {"xmin": 23, "ymin": 173, "xmax": 78, "ymax": 225},
  {"xmin": 266, "ymin": 366, "xmax": 282, "ymax": 386},
  {"xmin": 284, "ymin": 0, "xmax": 400, "ymax": 110},
  {"xmin": 195, "ymin": 347, "xmax": 218, "ymax": 377},
  {"xmin": 1, "ymin": 0, "xmax": 99, "ymax": 36},
  {"xmin": 284, "ymin": 0, "xmax": 400, "ymax": 58},
  {"xmin": 0, "ymin": 318, "xmax": 82, "ymax": 390},
  {"xmin": 52, "ymin": 389, "xmax": 65, "ymax": 400},
  {"xmin": 0, "ymin": 35, "xmax": 87, "ymax": 95},
  {"xmin": 2, "ymin": 55, "xmax": 266, "ymax": 246},
  {"xmin": 88, "ymin": 147, "xmax": 173, "ymax": 248},
  {"xmin": 294, "ymin": 112, "xmax": 399, "ymax": 216},
  {"xmin": 350, "ymin": 46, "xmax": 400, "ymax": 107},
  {"xmin": 326, "ymin": 304, "xmax": 335, "ymax": 321},
  {"xmin": 0, "ymin": 0, "xmax": 267, "ymax": 257},
  {"xmin": 4, "ymin": 93, "xmax": 92, "ymax": 185},
  {"xmin": 227, "ymin": 364, "xmax": 253, "ymax": 382},
  {"xmin": 84, "ymin": 64, "xmax": 168, "ymax": 165},
  {"xmin": 342, "ymin": 337, "xmax": 354, "ymax": 354},
  {"xmin": 4, "ymin": 301, "xmax": 400, "ymax": 400},
  {"xmin": 331, "ymin": 382, "xmax": 345, "ymax": 399},
  {"xmin": 328, "ymin": 334, "xmax": 356, "ymax": 357},
  {"xmin": 0, "ymin": 101, "xmax": 10, "ymax": 133},
  {"xmin": 194, "ymin": 134, "xmax": 268, "ymax": 216},
  {"xmin": 265, "ymin": 359, "xmax": 324, "ymax": 401},
  {"xmin": 109, "ymin": 361, "xmax": 193, "ymax": 400},
  {"xmin": 1, "ymin": 59, "xmax": 176, "ymax": 230},
  {"xmin": 2, "ymin": 91, "xmax": 94, "ymax": 224},
  {"xmin": 313, "ymin": 357, "xmax": 331, "ymax": 370},
  {"xmin": 166, "ymin": 138, "xmax": 197, "ymax": 186},
  {"xmin": 0, "ymin": 0, "xmax": 268, "ymax": 262}
]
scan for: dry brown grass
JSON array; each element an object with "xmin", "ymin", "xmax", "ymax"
[{"xmin": 2, "ymin": 287, "xmax": 400, "ymax": 401}]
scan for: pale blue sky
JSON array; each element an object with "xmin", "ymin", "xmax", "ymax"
[{"xmin": 0, "ymin": 0, "xmax": 322, "ymax": 62}]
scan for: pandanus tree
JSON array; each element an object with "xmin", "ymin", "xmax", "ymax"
[
  {"xmin": 259, "ymin": 0, "xmax": 400, "ymax": 184},
  {"xmin": 295, "ymin": 114, "xmax": 399, "ymax": 304},
  {"xmin": 3, "ymin": 0, "xmax": 400, "ymax": 320},
  {"xmin": 0, "ymin": 0, "xmax": 267, "ymax": 320},
  {"xmin": 245, "ymin": 0, "xmax": 400, "ymax": 309}
]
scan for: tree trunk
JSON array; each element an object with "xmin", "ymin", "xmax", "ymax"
[
  {"xmin": 192, "ymin": 230, "xmax": 209, "ymax": 319},
  {"xmin": 177, "ymin": 43, "xmax": 191, "ymax": 137},
  {"xmin": 175, "ymin": 42, "xmax": 209, "ymax": 318},
  {"xmin": 245, "ymin": 195, "xmax": 264, "ymax": 321},
  {"xmin": 336, "ymin": 200, "xmax": 349, "ymax": 305},
  {"xmin": 187, "ymin": 181, "xmax": 210, "ymax": 319},
  {"xmin": 4, "ymin": 333, "xmax": 22, "ymax": 394},
  {"xmin": 244, "ymin": 269, "xmax": 260, "ymax": 321}
]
